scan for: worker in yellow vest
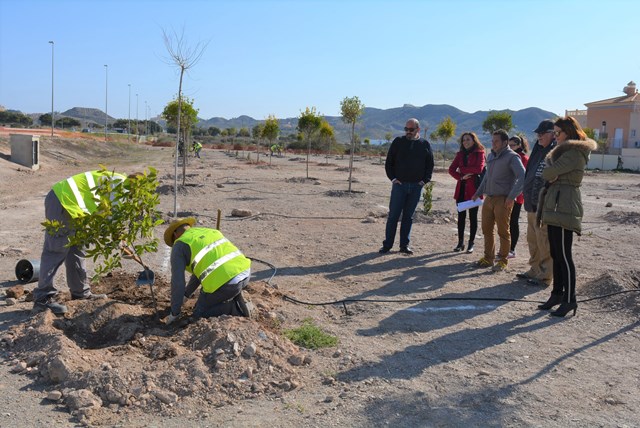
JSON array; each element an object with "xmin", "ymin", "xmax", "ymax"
[
  {"xmin": 32, "ymin": 170, "xmax": 130, "ymax": 315},
  {"xmin": 192, "ymin": 141, "xmax": 203, "ymax": 158},
  {"xmin": 163, "ymin": 218, "xmax": 252, "ymax": 324}
]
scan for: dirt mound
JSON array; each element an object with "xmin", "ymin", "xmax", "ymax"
[
  {"xmin": 602, "ymin": 210, "xmax": 640, "ymax": 225},
  {"xmin": 156, "ymin": 183, "xmax": 207, "ymax": 196},
  {"xmin": 2, "ymin": 273, "xmax": 312, "ymax": 425},
  {"xmin": 325, "ymin": 190, "xmax": 366, "ymax": 197},
  {"xmin": 285, "ymin": 176, "xmax": 318, "ymax": 183},
  {"xmin": 581, "ymin": 270, "xmax": 640, "ymax": 315},
  {"xmin": 413, "ymin": 209, "xmax": 456, "ymax": 224}
]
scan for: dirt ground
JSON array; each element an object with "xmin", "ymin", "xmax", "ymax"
[{"xmin": 1, "ymin": 129, "xmax": 639, "ymax": 427}]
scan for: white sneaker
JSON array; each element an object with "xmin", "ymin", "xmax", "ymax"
[{"xmin": 507, "ymin": 251, "xmax": 516, "ymax": 259}]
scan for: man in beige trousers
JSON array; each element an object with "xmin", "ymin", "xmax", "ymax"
[{"xmin": 517, "ymin": 120, "xmax": 557, "ymax": 286}]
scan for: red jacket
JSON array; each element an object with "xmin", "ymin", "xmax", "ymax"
[
  {"xmin": 514, "ymin": 150, "xmax": 529, "ymax": 204},
  {"xmin": 448, "ymin": 148, "xmax": 486, "ymax": 201}
]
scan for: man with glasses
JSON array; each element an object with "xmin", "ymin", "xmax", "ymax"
[
  {"xmin": 516, "ymin": 120, "xmax": 557, "ymax": 286},
  {"xmin": 380, "ymin": 118, "xmax": 434, "ymax": 255}
]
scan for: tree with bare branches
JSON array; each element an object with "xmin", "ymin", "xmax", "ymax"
[{"xmin": 162, "ymin": 27, "xmax": 208, "ymax": 217}]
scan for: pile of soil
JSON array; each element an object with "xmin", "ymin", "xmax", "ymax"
[
  {"xmin": 602, "ymin": 210, "xmax": 640, "ymax": 225},
  {"xmin": 2, "ymin": 275, "xmax": 313, "ymax": 425},
  {"xmin": 581, "ymin": 269, "xmax": 640, "ymax": 316}
]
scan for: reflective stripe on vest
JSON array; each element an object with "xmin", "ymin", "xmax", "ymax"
[
  {"xmin": 178, "ymin": 228, "xmax": 251, "ymax": 294},
  {"xmin": 52, "ymin": 171, "xmax": 126, "ymax": 218}
]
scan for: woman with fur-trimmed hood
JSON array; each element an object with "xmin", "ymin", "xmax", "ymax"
[{"xmin": 536, "ymin": 116, "xmax": 597, "ymax": 317}]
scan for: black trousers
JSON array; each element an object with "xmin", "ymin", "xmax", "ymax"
[
  {"xmin": 547, "ymin": 225, "xmax": 576, "ymax": 303},
  {"xmin": 509, "ymin": 202, "xmax": 523, "ymax": 252},
  {"xmin": 192, "ymin": 277, "xmax": 250, "ymax": 319},
  {"xmin": 457, "ymin": 206, "xmax": 478, "ymax": 245}
]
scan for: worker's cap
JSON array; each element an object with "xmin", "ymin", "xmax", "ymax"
[
  {"xmin": 164, "ymin": 217, "xmax": 196, "ymax": 247},
  {"xmin": 533, "ymin": 120, "xmax": 554, "ymax": 134}
]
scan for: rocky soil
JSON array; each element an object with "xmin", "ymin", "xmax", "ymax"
[{"xmin": 0, "ymin": 129, "xmax": 639, "ymax": 427}]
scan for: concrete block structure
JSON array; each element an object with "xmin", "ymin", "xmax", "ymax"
[{"xmin": 9, "ymin": 134, "xmax": 40, "ymax": 170}]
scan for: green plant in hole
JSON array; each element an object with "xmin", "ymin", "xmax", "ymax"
[
  {"xmin": 42, "ymin": 166, "xmax": 163, "ymax": 281},
  {"xmin": 284, "ymin": 318, "xmax": 338, "ymax": 349},
  {"xmin": 423, "ymin": 181, "xmax": 434, "ymax": 214}
]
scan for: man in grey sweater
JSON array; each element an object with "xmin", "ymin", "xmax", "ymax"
[{"xmin": 473, "ymin": 129, "xmax": 525, "ymax": 272}]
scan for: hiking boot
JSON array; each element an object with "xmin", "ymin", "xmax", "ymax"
[
  {"xmin": 476, "ymin": 257, "xmax": 493, "ymax": 268},
  {"xmin": 235, "ymin": 292, "xmax": 254, "ymax": 318},
  {"xmin": 527, "ymin": 278, "xmax": 551, "ymax": 287},
  {"xmin": 492, "ymin": 260, "xmax": 508, "ymax": 272},
  {"xmin": 71, "ymin": 292, "xmax": 108, "ymax": 300},
  {"xmin": 32, "ymin": 299, "xmax": 68, "ymax": 315},
  {"xmin": 516, "ymin": 270, "xmax": 537, "ymax": 280}
]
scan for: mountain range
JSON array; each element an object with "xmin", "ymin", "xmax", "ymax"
[
  {"xmin": 198, "ymin": 104, "xmax": 559, "ymax": 143},
  {"xmin": 29, "ymin": 104, "xmax": 560, "ymax": 143}
]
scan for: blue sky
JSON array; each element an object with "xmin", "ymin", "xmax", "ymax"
[{"xmin": 1, "ymin": 0, "xmax": 639, "ymax": 121}]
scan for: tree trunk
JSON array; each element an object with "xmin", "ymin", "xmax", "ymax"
[
  {"xmin": 173, "ymin": 67, "xmax": 185, "ymax": 217},
  {"xmin": 348, "ymin": 122, "xmax": 355, "ymax": 193}
]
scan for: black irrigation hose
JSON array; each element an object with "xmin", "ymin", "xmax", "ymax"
[
  {"xmin": 215, "ymin": 187, "xmax": 324, "ymax": 196},
  {"xmin": 227, "ymin": 212, "xmax": 365, "ymax": 221},
  {"xmin": 248, "ymin": 257, "xmax": 640, "ymax": 314}
]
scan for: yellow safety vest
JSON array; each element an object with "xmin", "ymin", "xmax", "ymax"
[
  {"xmin": 177, "ymin": 227, "xmax": 251, "ymax": 294},
  {"xmin": 52, "ymin": 170, "xmax": 126, "ymax": 218}
]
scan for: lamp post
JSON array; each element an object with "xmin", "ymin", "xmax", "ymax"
[
  {"xmin": 128, "ymin": 84, "xmax": 131, "ymax": 143},
  {"xmin": 104, "ymin": 64, "xmax": 108, "ymax": 141},
  {"xmin": 136, "ymin": 93, "xmax": 139, "ymax": 143},
  {"xmin": 144, "ymin": 100, "xmax": 148, "ymax": 137},
  {"xmin": 48, "ymin": 41, "xmax": 54, "ymax": 137}
]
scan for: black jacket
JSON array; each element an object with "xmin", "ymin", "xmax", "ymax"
[
  {"xmin": 523, "ymin": 139, "xmax": 556, "ymax": 212},
  {"xmin": 385, "ymin": 136, "xmax": 434, "ymax": 183}
]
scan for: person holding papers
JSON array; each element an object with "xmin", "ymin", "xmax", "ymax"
[{"xmin": 448, "ymin": 132, "xmax": 486, "ymax": 254}]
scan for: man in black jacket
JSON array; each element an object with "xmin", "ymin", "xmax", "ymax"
[
  {"xmin": 517, "ymin": 120, "xmax": 557, "ymax": 286},
  {"xmin": 380, "ymin": 118, "xmax": 434, "ymax": 254}
]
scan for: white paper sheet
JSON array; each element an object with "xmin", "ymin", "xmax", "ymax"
[{"xmin": 457, "ymin": 198, "xmax": 483, "ymax": 212}]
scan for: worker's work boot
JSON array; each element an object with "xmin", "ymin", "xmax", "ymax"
[
  {"xmin": 32, "ymin": 298, "xmax": 68, "ymax": 315},
  {"xmin": 235, "ymin": 292, "xmax": 254, "ymax": 318},
  {"xmin": 71, "ymin": 292, "xmax": 107, "ymax": 300}
]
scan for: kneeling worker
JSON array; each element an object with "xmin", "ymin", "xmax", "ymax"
[{"xmin": 164, "ymin": 218, "xmax": 252, "ymax": 325}]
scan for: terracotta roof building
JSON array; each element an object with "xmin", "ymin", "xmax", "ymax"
[{"xmin": 585, "ymin": 81, "xmax": 640, "ymax": 151}]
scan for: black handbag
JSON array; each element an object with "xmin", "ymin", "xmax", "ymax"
[{"xmin": 475, "ymin": 166, "xmax": 487, "ymax": 188}]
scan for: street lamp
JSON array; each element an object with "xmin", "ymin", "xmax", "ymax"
[
  {"xmin": 48, "ymin": 41, "xmax": 54, "ymax": 137},
  {"xmin": 128, "ymin": 84, "xmax": 131, "ymax": 143},
  {"xmin": 104, "ymin": 64, "xmax": 108, "ymax": 141},
  {"xmin": 144, "ymin": 100, "xmax": 148, "ymax": 136},
  {"xmin": 136, "ymin": 93, "xmax": 139, "ymax": 143}
]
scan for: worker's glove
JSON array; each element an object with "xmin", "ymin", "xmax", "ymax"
[{"xmin": 165, "ymin": 312, "xmax": 179, "ymax": 325}]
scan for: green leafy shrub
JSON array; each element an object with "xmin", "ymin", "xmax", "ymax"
[
  {"xmin": 284, "ymin": 318, "xmax": 338, "ymax": 349},
  {"xmin": 423, "ymin": 181, "xmax": 434, "ymax": 214},
  {"xmin": 42, "ymin": 165, "xmax": 163, "ymax": 281}
]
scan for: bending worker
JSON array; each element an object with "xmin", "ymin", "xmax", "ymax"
[
  {"xmin": 33, "ymin": 170, "xmax": 128, "ymax": 315},
  {"xmin": 164, "ymin": 218, "xmax": 252, "ymax": 325}
]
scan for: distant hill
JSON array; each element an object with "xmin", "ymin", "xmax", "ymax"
[
  {"xmin": 198, "ymin": 104, "xmax": 559, "ymax": 143},
  {"xmin": 14, "ymin": 103, "xmax": 559, "ymax": 142},
  {"xmin": 62, "ymin": 107, "xmax": 116, "ymax": 125}
]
